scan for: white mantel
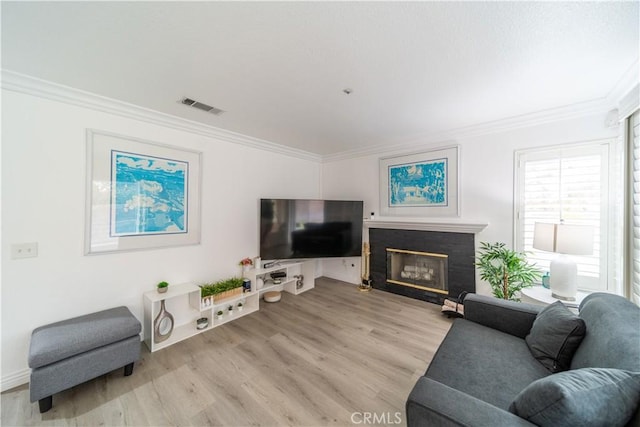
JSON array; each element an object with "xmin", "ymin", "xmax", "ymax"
[{"xmin": 364, "ymin": 218, "xmax": 488, "ymax": 234}]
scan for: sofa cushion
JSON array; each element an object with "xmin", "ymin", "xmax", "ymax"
[
  {"xmin": 509, "ymin": 368, "xmax": 640, "ymax": 427},
  {"xmin": 571, "ymin": 293, "xmax": 640, "ymax": 372},
  {"xmin": 525, "ymin": 301, "xmax": 585, "ymax": 372},
  {"xmin": 425, "ymin": 319, "xmax": 550, "ymax": 410}
]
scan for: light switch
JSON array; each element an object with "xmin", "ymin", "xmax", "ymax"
[{"xmin": 11, "ymin": 242, "xmax": 38, "ymax": 259}]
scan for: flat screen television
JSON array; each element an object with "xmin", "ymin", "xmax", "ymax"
[{"xmin": 260, "ymin": 198, "xmax": 363, "ymax": 261}]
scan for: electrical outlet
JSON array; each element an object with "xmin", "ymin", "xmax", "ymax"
[{"xmin": 11, "ymin": 242, "xmax": 38, "ymax": 259}]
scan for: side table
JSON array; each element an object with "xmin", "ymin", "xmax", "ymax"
[{"xmin": 521, "ymin": 286, "xmax": 589, "ymax": 312}]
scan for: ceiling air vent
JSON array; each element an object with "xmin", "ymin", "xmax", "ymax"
[{"xmin": 180, "ymin": 97, "xmax": 225, "ymax": 116}]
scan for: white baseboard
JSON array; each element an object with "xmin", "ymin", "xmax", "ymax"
[{"xmin": 1, "ymin": 368, "xmax": 30, "ymax": 392}]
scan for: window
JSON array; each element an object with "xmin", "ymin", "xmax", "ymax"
[{"xmin": 515, "ymin": 141, "xmax": 616, "ymax": 292}]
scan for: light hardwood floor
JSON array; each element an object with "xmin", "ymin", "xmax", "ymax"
[{"xmin": 2, "ymin": 277, "xmax": 452, "ymax": 427}]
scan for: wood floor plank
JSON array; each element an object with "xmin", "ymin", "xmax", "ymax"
[{"xmin": 1, "ymin": 277, "xmax": 452, "ymax": 426}]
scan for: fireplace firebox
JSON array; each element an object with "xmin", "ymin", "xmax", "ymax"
[
  {"xmin": 369, "ymin": 228, "xmax": 475, "ymax": 304},
  {"xmin": 386, "ymin": 249, "xmax": 448, "ymax": 294}
]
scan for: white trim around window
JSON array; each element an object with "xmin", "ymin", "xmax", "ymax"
[{"xmin": 514, "ymin": 139, "xmax": 620, "ymax": 293}]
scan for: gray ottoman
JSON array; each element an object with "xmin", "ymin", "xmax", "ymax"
[{"xmin": 28, "ymin": 306, "xmax": 141, "ymax": 413}]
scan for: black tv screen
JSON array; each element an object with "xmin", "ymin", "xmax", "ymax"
[{"xmin": 260, "ymin": 199, "xmax": 363, "ymax": 260}]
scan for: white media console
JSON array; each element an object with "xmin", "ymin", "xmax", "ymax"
[{"xmin": 143, "ymin": 260, "xmax": 315, "ymax": 352}]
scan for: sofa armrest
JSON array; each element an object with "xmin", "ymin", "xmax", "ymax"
[
  {"xmin": 464, "ymin": 294, "xmax": 541, "ymax": 339},
  {"xmin": 406, "ymin": 377, "xmax": 535, "ymax": 427}
]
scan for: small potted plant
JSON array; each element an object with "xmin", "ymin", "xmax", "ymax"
[
  {"xmin": 237, "ymin": 302, "xmax": 244, "ymax": 312},
  {"xmin": 228, "ymin": 305, "xmax": 234, "ymax": 316},
  {"xmin": 157, "ymin": 281, "xmax": 169, "ymax": 294},
  {"xmin": 216, "ymin": 310, "xmax": 224, "ymax": 320}
]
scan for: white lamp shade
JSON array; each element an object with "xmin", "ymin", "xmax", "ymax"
[
  {"xmin": 532, "ymin": 222, "xmax": 556, "ymax": 252},
  {"xmin": 556, "ymin": 224, "xmax": 593, "ymax": 255},
  {"xmin": 532, "ymin": 222, "xmax": 594, "ymax": 256}
]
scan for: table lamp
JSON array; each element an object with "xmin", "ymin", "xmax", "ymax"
[{"xmin": 532, "ymin": 222, "xmax": 593, "ymax": 301}]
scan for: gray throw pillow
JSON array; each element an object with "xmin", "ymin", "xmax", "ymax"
[
  {"xmin": 525, "ymin": 301, "xmax": 586, "ymax": 372},
  {"xmin": 509, "ymin": 368, "xmax": 640, "ymax": 427}
]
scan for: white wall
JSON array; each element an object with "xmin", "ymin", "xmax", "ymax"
[
  {"xmin": 1, "ymin": 89, "xmax": 321, "ymax": 389},
  {"xmin": 321, "ymin": 112, "xmax": 619, "ymax": 288}
]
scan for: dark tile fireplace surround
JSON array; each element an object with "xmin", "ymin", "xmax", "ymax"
[{"xmin": 369, "ymin": 228, "xmax": 476, "ymax": 305}]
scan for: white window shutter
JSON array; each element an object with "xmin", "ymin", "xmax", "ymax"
[
  {"xmin": 516, "ymin": 142, "xmax": 610, "ymax": 292},
  {"xmin": 630, "ymin": 110, "xmax": 640, "ymax": 305}
]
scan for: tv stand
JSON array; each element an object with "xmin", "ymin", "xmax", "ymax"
[
  {"xmin": 247, "ymin": 260, "xmax": 316, "ymax": 297},
  {"xmin": 142, "ymin": 260, "xmax": 315, "ymax": 352}
]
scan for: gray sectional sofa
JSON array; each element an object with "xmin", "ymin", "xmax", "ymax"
[{"xmin": 406, "ymin": 292, "xmax": 640, "ymax": 426}]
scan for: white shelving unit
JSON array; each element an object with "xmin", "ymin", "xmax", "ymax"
[
  {"xmin": 190, "ymin": 288, "xmax": 259, "ymax": 328},
  {"xmin": 143, "ymin": 260, "xmax": 315, "ymax": 352},
  {"xmin": 247, "ymin": 260, "xmax": 316, "ymax": 297},
  {"xmin": 143, "ymin": 282, "xmax": 259, "ymax": 352},
  {"xmin": 143, "ymin": 283, "xmax": 200, "ymax": 352}
]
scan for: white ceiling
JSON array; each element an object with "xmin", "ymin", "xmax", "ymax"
[{"xmin": 2, "ymin": 1, "xmax": 638, "ymax": 157}]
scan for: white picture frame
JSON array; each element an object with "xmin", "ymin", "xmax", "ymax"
[
  {"xmin": 85, "ymin": 129, "xmax": 202, "ymax": 254},
  {"xmin": 380, "ymin": 145, "xmax": 460, "ymax": 217}
]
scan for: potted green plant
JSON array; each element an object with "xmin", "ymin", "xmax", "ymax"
[
  {"xmin": 228, "ymin": 305, "xmax": 234, "ymax": 316},
  {"xmin": 157, "ymin": 281, "xmax": 169, "ymax": 294},
  {"xmin": 200, "ymin": 277, "xmax": 244, "ymax": 303},
  {"xmin": 475, "ymin": 242, "xmax": 541, "ymax": 301},
  {"xmin": 237, "ymin": 302, "xmax": 244, "ymax": 312},
  {"xmin": 216, "ymin": 310, "xmax": 224, "ymax": 320}
]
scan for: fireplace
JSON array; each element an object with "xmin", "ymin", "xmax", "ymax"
[
  {"xmin": 386, "ymin": 248, "xmax": 448, "ymax": 294},
  {"xmin": 369, "ymin": 227, "xmax": 477, "ymax": 305}
]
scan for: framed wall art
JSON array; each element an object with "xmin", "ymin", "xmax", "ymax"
[
  {"xmin": 85, "ymin": 129, "xmax": 202, "ymax": 254},
  {"xmin": 379, "ymin": 145, "xmax": 459, "ymax": 217}
]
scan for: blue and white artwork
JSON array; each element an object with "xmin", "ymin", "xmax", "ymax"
[
  {"xmin": 110, "ymin": 151, "xmax": 188, "ymax": 236},
  {"xmin": 388, "ymin": 158, "xmax": 448, "ymax": 207}
]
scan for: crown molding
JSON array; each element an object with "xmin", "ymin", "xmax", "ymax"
[
  {"xmin": 325, "ymin": 62, "xmax": 638, "ymax": 163},
  {"xmin": 618, "ymin": 84, "xmax": 639, "ymax": 121},
  {"xmin": 607, "ymin": 59, "xmax": 639, "ymax": 120},
  {"xmin": 3, "ymin": 69, "xmax": 628, "ymax": 165},
  {"xmin": 322, "ymin": 97, "xmax": 611, "ymax": 162},
  {"xmin": 1, "ymin": 70, "xmax": 322, "ymax": 163},
  {"xmin": 606, "ymin": 59, "xmax": 639, "ymax": 106}
]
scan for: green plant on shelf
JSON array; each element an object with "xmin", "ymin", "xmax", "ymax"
[
  {"xmin": 216, "ymin": 310, "xmax": 223, "ymax": 317},
  {"xmin": 200, "ymin": 277, "xmax": 244, "ymax": 298},
  {"xmin": 228, "ymin": 305, "xmax": 233, "ymax": 311},
  {"xmin": 157, "ymin": 281, "xmax": 169, "ymax": 293}
]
